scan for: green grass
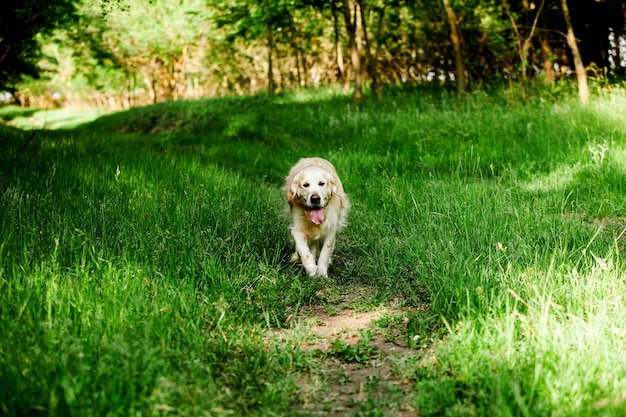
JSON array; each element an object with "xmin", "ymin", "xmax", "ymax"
[
  {"xmin": 2, "ymin": 86, "xmax": 626, "ymax": 415},
  {"xmin": 0, "ymin": 105, "xmax": 106, "ymax": 130}
]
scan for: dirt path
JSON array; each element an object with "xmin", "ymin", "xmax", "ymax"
[{"xmin": 276, "ymin": 285, "xmax": 422, "ymax": 416}]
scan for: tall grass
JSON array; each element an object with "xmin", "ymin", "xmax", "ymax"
[{"xmin": 1, "ymin": 87, "xmax": 626, "ymax": 415}]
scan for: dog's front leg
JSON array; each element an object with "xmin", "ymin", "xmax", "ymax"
[
  {"xmin": 291, "ymin": 230, "xmax": 318, "ymax": 276},
  {"xmin": 316, "ymin": 234, "xmax": 336, "ymax": 278}
]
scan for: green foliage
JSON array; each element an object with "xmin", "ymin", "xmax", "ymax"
[
  {"xmin": 319, "ymin": 330, "xmax": 380, "ymax": 363},
  {"xmin": 13, "ymin": 0, "xmax": 626, "ymax": 106},
  {"xmin": 0, "ymin": 0, "xmax": 78, "ymax": 87}
]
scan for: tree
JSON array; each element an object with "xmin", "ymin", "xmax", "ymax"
[
  {"xmin": 0, "ymin": 0, "xmax": 78, "ymax": 89},
  {"xmin": 561, "ymin": 0, "xmax": 589, "ymax": 104},
  {"xmin": 213, "ymin": 0, "xmax": 297, "ymax": 95},
  {"xmin": 74, "ymin": 0, "xmax": 215, "ymax": 105},
  {"xmin": 342, "ymin": 0, "xmax": 364, "ymax": 103},
  {"xmin": 15, "ymin": 0, "xmax": 626, "ymax": 106},
  {"xmin": 441, "ymin": 0, "xmax": 466, "ymax": 93},
  {"xmin": 359, "ymin": 0, "xmax": 385, "ymax": 97},
  {"xmin": 504, "ymin": 0, "xmax": 546, "ymax": 97},
  {"xmin": 330, "ymin": 1, "xmax": 346, "ymax": 83}
]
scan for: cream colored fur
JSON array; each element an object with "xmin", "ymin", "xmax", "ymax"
[{"xmin": 284, "ymin": 157, "xmax": 350, "ymax": 277}]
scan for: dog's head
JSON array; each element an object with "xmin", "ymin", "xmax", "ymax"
[{"xmin": 288, "ymin": 166, "xmax": 336, "ymax": 222}]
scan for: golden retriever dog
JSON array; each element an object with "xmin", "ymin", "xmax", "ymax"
[{"xmin": 285, "ymin": 157, "xmax": 350, "ymax": 277}]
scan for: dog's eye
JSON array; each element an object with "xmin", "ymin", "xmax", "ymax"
[
  {"xmin": 302, "ymin": 182, "xmax": 310, "ymax": 188},
  {"xmin": 319, "ymin": 181, "xmax": 325, "ymax": 186}
]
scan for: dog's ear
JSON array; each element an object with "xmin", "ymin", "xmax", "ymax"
[
  {"xmin": 287, "ymin": 173, "xmax": 300, "ymax": 201},
  {"xmin": 326, "ymin": 172, "xmax": 337, "ymax": 195}
]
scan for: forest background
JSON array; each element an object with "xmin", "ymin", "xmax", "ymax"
[{"xmin": 2, "ymin": 0, "xmax": 626, "ymax": 108}]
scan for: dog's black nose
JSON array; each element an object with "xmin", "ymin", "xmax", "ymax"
[{"xmin": 311, "ymin": 195, "xmax": 321, "ymax": 205}]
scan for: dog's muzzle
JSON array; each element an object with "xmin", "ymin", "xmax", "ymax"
[{"xmin": 310, "ymin": 194, "xmax": 321, "ymax": 207}]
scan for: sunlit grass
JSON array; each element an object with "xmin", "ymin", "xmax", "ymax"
[
  {"xmin": 416, "ymin": 256, "xmax": 626, "ymax": 415},
  {"xmin": 0, "ymin": 105, "xmax": 107, "ymax": 129}
]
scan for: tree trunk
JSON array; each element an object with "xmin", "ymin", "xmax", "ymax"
[
  {"xmin": 295, "ymin": 50, "xmax": 302, "ymax": 87},
  {"xmin": 301, "ymin": 52, "xmax": 309, "ymax": 87},
  {"xmin": 358, "ymin": 0, "xmax": 383, "ymax": 98},
  {"xmin": 540, "ymin": 35, "xmax": 556, "ymax": 85},
  {"xmin": 442, "ymin": 0, "xmax": 466, "ymax": 94},
  {"xmin": 505, "ymin": 0, "xmax": 545, "ymax": 97},
  {"xmin": 561, "ymin": 0, "xmax": 589, "ymax": 104},
  {"xmin": 267, "ymin": 24, "xmax": 275, "ymax": 95},
  {"xmin": 342, "ymin": 0, "xmax": 362, "ymax": 104},
  {"xmin": 144, "ymin": 75, "xmax": 157, "ymax": 104},
  {"xmin": 332, "ymin": 4, "xmax": 345, "ymax": 83}
]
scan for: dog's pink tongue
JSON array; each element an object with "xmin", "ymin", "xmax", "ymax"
[{"xmin": 310, "ymin": 209, "xmax": 324, "ymax": 225}]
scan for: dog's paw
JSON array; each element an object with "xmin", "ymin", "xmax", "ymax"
[
  {"xmin": 290, "ymin": 252, "xmax": 300, "ymax": 263},
  {"xmin": 316, "ymin": 265, "xmax": 328, "ymax": 277},
  {"xmin": 304, "ymin": 265, "xmax": 318, "ymax": 277}
]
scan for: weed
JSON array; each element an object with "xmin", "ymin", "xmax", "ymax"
[{"xmin": 320, "ymin": 330, "xmax": 381, "ymax": 364}]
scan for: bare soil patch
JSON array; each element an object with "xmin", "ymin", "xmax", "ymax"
[{"xmin": 279, "ymin": 284, "xmax": 421, "ymax": 416}]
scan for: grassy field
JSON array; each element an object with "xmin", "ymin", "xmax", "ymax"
[
  {"xmin": 1, "ymin": 87, "xmax": 626, "ymax": 416},
  {"xmin": 0, "ymin": 105, "xmax": 106, "ymax": 130}
]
